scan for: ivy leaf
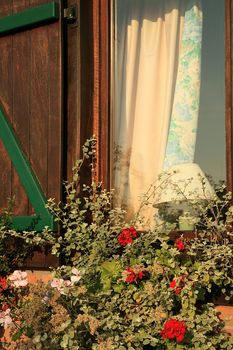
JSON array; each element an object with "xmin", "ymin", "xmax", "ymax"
[
  {"xmin": 113, "ymin": 283, "xmax": 124, "ymax": 293},
  {"xmin": 11, "ymin": 329, "xmax": 24, "ymax": 341}
]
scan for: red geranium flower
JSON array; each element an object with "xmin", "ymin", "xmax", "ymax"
[
  {"xmin": 128, "ymin": 226, "xmax": 137, "ymax": 238},
  {"xmin": 175, "ymin": 239, "xmax": 185, "ymax": 251},
  {"xmin": 125, "ymin": 268, "xmax": 137, "ymax": 283},
  {"xmin": 160, "ymin": 319, "xmax": 186, "ymax": 342},
  {"xmin": 117, "ymin": 226, "xmax": 138, "ymax": 246},
  {"xmin": 0, "ymin": 277, "xmax": 8, "ymax": 292},
  {"xmin": 170, "ymin": 275, "xmax": 186, "ymax": 295},
  {"xmin": 138, "ymin": 271, "xmax": 145, "ymax": 280},
  {"xmin": 170, "ymin": 279, "xmax": 182, "ymax": 294},
  {"xmin": 117, "ymin": 231, "xmax": 133, "ymax": 246},
  {"xmin": 123, "ymin": 267, "xmax": 145, "ymax": 283},
  {"xmin": 175, "ymin": 287, "xmax": 182, "ymax": 295},
  {"xmin": 170, "ymin": 279, "xmax": 177, "ymax": 289}
]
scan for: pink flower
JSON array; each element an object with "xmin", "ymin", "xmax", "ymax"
[
  {"xmin": 0, "ymin": 308, "xmax": 12, "ymax": 328},
  {"xmin": 8, "ymin": 270, "xmax": 28, "ymax": 287},
  {"xmin": 70, "ymin": 268, "xmax": 81, "ymax": 284},
  {"xmin": 51, "ymin": 278, "xmax": 71, "ymax": 295},
  {"xmin": 51, "ymin": 278, "xmax": 61, "ymax": 289},
  {"xmin": 63, "ymin": 280, "xmax": 71, "ymax": 287}
]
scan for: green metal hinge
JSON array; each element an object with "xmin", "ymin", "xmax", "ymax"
[
  {"xmin": 0, "ymin": 2, "xmax": 59, "ymax": 36},
  {"xmin": 0, "ymin": 106, "xmax": 55, "ymax": 231}
]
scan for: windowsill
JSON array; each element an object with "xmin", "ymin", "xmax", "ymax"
[
  {"xmin": 23, "ymin": 250, "xmax": 59, "ymax": 269},
  {"xmin": 169, "ymin": 230, "xmax": 197, "ymax": 241}
]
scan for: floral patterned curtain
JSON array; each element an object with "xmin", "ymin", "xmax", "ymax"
[{"xmin": 163, "ymin": 1, "xmax": 203, "ymax": 169}]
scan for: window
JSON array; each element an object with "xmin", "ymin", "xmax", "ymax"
[
  {"xmin": 110, "ymin": 0, "xmax": 228, "ymax": 222},
  {"xmin": 79, "ymin": 0, "xmax": 232, "ymax": 218}
]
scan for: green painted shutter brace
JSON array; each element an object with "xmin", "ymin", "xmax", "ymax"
[
  {"xmin": 0, "ymin": 2, "xmax": 59, "ymax": 36},
  {"xmin": 0, "ymin": 106, "xmax": 55, "ymax": 231}
]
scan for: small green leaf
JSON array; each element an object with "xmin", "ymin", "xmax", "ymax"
[{"xmin": 12, "ymin": 329, "xmax": 24, "ymax": 341}]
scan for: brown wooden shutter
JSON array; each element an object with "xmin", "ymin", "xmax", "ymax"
[{"xmin": 0, "ymin": 0, "xmax": 64, "ymax": 231}]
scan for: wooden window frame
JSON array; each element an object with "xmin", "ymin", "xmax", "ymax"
[{"xmin": 78, "ymin": 0, "xmax": 110, "ymax": 188}]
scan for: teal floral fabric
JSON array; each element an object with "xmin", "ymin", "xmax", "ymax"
[{"xmin": 163, "ymin": 0, "xmax": 202, "ymax": 170}]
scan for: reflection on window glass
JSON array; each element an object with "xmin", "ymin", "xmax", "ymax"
[{"xmin": 194, "ymin": 0, "xmax": 225, "ymax": 182}]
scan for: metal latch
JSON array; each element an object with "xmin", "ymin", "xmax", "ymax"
[{"xmin": 64, "ymin": 5, "xmax": 77, "ymax": 25}]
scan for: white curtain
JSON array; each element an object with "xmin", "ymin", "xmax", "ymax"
[{"xmin": 112, "ymin": 0, "xmax": 202, "ymax": 224}]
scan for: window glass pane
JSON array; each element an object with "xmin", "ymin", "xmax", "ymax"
[
  {"xmin": 194, "ymin": 0, "xmax": 225, "ymax": 183},
  {"xmin": 112, "ymin": 0, "xmax": 225, "ymax": 219}
]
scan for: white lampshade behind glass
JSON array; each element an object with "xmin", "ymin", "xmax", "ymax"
[
  {"xmin": 155, "ymin": 163, "xmax": 215, "ymax": 205},
  {"xmin": 154, "ymin": 163, "xmax": 216, "ymax": 230}
]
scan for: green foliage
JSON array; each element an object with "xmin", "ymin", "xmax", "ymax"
[
  {"xmin": 5, "ymin": 138, "xmax": 233, "ymax": 350},
  {"xmin": 0, "ymin": 197, "xmax": 36, "ymax": 276}
]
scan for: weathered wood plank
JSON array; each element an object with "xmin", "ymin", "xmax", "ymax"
[
  {"xmin": 12, "ymin": 0, "xmax": 30, "ymax": 215},
  {"xmin": 30, "ymin": 0, "xmax": 50, "ymax": 213},
  {"xmin": 66, "ymin": 0, "xmax": 81, "ymax": 182},
  {"xmin": 0, "ymin": 1, "xmax": 13, "ymax": 212},
  {"xmin": 47, "ymin": 5, "xmax": 63, "ymax": 202}
]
